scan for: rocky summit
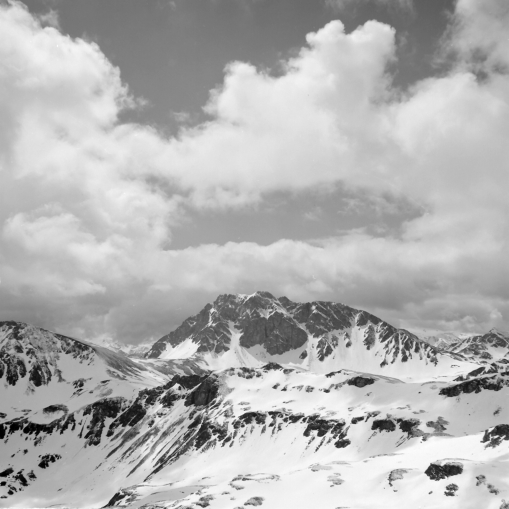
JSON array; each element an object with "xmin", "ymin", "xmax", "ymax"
[
  {"xmin": 145, "ymin": 292, "xmax": 470, "ymax": 379},
  {"xmin": 1, "ymin": 293, "xmax": 509, "ymax": 508}
]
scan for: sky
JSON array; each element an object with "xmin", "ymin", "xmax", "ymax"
[{"xmin": 0, "ymin": 0, "xmax": 508, "ymax": 343}]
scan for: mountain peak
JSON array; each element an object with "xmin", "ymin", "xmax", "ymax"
[
  {"xmin": 145, "ymin": 292, "xmax": 467, "ymax": 379},
  {"xmin": 488, "ymin": 327, "xmax": 509, "ymax": 337}
]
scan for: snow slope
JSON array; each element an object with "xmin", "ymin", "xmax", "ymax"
[
  {"xmin": 147, "ymin": 292, "xmax": 478, "ymax": 381},
  {"xmin": 1, "ymin": 295, "xmax": 508, "ymax": 508},
  {"xmin": 2, "ymin": 363, "xmax": 508, "ymax": 508}
]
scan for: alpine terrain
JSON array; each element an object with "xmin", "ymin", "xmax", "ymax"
[{"xmin": 1, "ymin": 292, "xmax": 508, "ymax": 509}]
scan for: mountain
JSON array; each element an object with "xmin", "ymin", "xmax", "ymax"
[
  {"xmin": 87, "ymin": 335, "xmax": 154, "ymax": 358},
  {"xmin": 146, "ymin": 292, "xmax": 475, "ymax": 380},
  {"xmin": 417, "ymin": 331, "xmax": 465, "ymax": 350},
  {"xmin": 1, "ymin": 295, "xmax": 508, "ymax": 508},
  {"xmin": 445, "ymin": 329, "xmax": 509, "ymax": 364},
  {"xmin": 0, "ymin": 321, "xmax": 170, "ymax": 423}
]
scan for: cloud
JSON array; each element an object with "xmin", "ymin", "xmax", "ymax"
[
  {"xmin": 325, "ymin": 0, "xmax": 414, "ymax": 15},
  {"xmin": 36, "ymin": 8, "xmax": 60, "ymax": 29},
  {"xmin": 0, "ymin": 1, "xmax": 184, "ymax": 337},
  {"xmin": 160, "ymin": 19, "xmax": 397, "ymax": 207},
  {"xmin": 0, "ymin": 0, "xmax": 508, "ymax": 342},
  {"xmin": 442, "ymin": 0, "xmax": 509, "ymax": 73}
]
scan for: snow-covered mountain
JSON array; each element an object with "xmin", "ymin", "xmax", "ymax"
[
  {"xmin": 416, "ymin": 330, "xmax": 465, "ymax": 350},
  {"xmin": 1, "ymin": 294, "xmax": 509, "ymax": 508},
  {"xmin": 87, "ymin": 335, "xmax": 154, "ymax": 358},
  {"xmin": 146, "ymin": 292, "xmax": 476, "ymax": 380},
  {"xmin": 445, "ymin": 329, "xmax": 509, "ymax": 365},
  {"xmin": 0, "ymin": 321, "xmax": 168, "ymax": 420}
]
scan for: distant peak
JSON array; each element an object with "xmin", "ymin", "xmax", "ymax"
[
  {"xmin": 212, "ymin": 293, "xmax": 239, "ymax": 305},
  {"xmin": 213, "ymin": 291, "xmax": 279, "ymax": 307},
  {"xmin": 488, "ymin": 328, "xmax": 509, "ymax": 337},
  {"xmin": 0, "ymin": 320, "xmax": 27, "ymax": 327},
  {"xmin": 246, "ymin": 290, "xmax": 276, "ymax": 300}
]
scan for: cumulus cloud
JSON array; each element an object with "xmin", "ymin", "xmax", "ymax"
[
  {"xmin": 0, "ymin": 1, "xmax": 184, "ymax": 337},
  {"xmin": 162, "ymin": 19, "xmax": 397, "ymax": 207},
  {"xmin": 0, "ymin": 0, "xmax": 508, "ymax": 342},
  {"xmin": 443, "ymin": 0, "xmax": 509, "ymax": 73}
]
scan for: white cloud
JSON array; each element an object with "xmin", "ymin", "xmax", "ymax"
[
  {"xmin": 36, "ymin": 8, "xmax": 60, "ymax": 29},
  {"xmin": 443, "ymin": 0, "xmax": 509, "ymax": 73},
  {"xmin": 161, "ymin": 19, "xmax": 397, "ymax": 207},
  {"xmin": 0, "ymin": 0, "xmax": 508, "ymax": 341}
]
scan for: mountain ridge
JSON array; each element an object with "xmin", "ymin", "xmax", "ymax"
[
  {"xmin": 1, "ymin": 294, "xmax": 509, "ymax": 508},
  {"xmin": 145, "ymin": 291, "xmax": 475, "ymax": 380}
]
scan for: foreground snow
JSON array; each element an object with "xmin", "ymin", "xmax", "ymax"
[
  {"xmin": 2, "ymin": 362, "xmax": 508, "ymax": 508},
  {"xmin": 1, "ymin": 294, "xmax": 509, "ymax": 509}
]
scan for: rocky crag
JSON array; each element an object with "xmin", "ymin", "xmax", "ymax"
[{"xmin": 1, "ymin": 293, "xmax": 508, "ymax": 508}]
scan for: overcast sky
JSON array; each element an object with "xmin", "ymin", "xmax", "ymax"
[{"xmin": 0, "ymin": 0, "xmax": 508, "ymax": 343}]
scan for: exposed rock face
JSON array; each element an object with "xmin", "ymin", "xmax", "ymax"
[
  {"xmin": 104, "ymin": 488, "xmax": 136, "ymax": 508},
  {"xmin": 457, "ymin": 361, "xmax": 509, "ymax": 382},
  {"xmin": 397, "ymin": 418, "xmax": 423, "ymax": 437},
  {"xmin": 146, "ymin": 292, "xmax": 443, "ymax": 372},
  {"xmin": 43, "ymin": 404, "xmax": 68, "ymax": 415},
  {"xmin": 372, "ymin": 418, "xmax": 396, "ymax": 432},
  {"xmin": 149, "ymin": 293, "xmax": 310, "ymax": 358},
  {"xmin": 238, "ymin": 311, "xmax": 307, "ymax": 355},
  {"xmin": 476, "ymin": 475, "xmax": 486, "ymax": 486},
  {"xmin": 316, "ymin": 336, "xmax": 339, "ymax": 361},
  {"xmin": 38, "ymin": 454, "xmax": 61, "ymax": 469},
  {"xmin": 439, "ymin": 375, "xmax": 508, "ymax": 396},
  {"xmin": 426, "ymin": 417, "xmax": 449, "ymax": 432},
  {"xmin": 424, "ymin": 462, "xmax": 463, "ymax": 480},
  {"xmin": 346, "ymin": 376, "xmax": 375, "ymax": 388},
  {"xmin": 0, "ymin": 321, "xmax": 95, "ymax": 388},
  {"xmin": 83, "ymin": 398, "xmax": 128, "ymax": 446},
  {"xmin": 148, "ymin": 302, "xmax": 232, "ymax": 358},
  {"xmin": 482, "ymin": 424, "xmax": 509, "ymax": 448},
  {"xmin": 184, "ymin": 377, "xmax": 220, "ymax": 406},
  {"xmin": 0, "ymin": 321, "xmax": 147, "ymax": 392},
  {"xmin": 262, "ymin": 363, "xmax": 283, "ymax": 371},
  {"xmin": 445, "ymin": 483, "xmax": 458, "ymax": 496},
  {"xmin": 363, "ymin": 325, "xmax": 376, "ymax": 350},
  {"xmin": 445, "ymin": 329, "xmax": 509, "ymax": 363},
  {"xmin": 245, "ymin": 497, "xmax": 264, "ymax": 506}
]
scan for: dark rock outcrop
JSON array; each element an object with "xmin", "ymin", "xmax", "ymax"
[
  {"xmin": 262, "ymin": 363, "xmax": 283, "ymax": 371},
  {"xmin": 316, "ymin": 336, "xmax": 338, "ymax": 361},
  {"xmin": 482, "ymin": 424, "xmax": 509, "ymax": 448},
  {"xmin": 425, "ymin": 462, "xmax": 463, "ymax": 480},
  {"xmin": 445, "ymin": 483, "xmax": 458, "ymax": 496},
  {"xmin": 346, "ymin": 376, "xmax": 375, "ymax": 388},
  {"xmin": 440, "ymin": 376, "xmax": 507, "ymax": 396},
  {"xmin": 83, "ymin": 398, "xmax": 127, "ymax": 446},
  {"xmin": 372, "ymin": 418, "xmax": 396, "ymax": 432},
  {"xmin": 239, "ymin": 312, "xmax": 307, "ymax": 355},
  {"xmin": 185, "ymin": 377, "xmax": 220, "ymax": 407},
  {"xmin": 303, "ymin": 415, "xmax": 345, "ymax": 438},
  {"xmin": 397, "ymin": 418, "xmax": 423, "ymax": 437},
  {"xmin": 38, "ymin": 454, "xmax": 62, "ymax": 469}
]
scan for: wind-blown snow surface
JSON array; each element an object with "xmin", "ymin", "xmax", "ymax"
[{"xmin": 1, "ymin": 294, "xmax": 509, "ymax": 508}]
